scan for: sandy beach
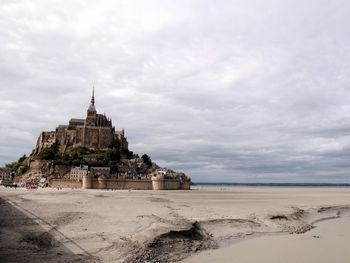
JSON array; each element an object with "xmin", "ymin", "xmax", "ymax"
[{"xmin": 1, "ymin": 186, "xmax": 350, "ymax": 262}]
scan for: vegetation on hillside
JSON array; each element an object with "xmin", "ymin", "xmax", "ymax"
[
  {"xmin": 40, "ymin": 143, "xmax": 59, "ymax": 160},
  {"xmin": 6, "ymin": 155, "xmax": 29, "ymax": 177},
  {"xmin": 36, "ymin": 143, "xmax": 133, "ymax": 172},
  {"xmin": 141, "ymin": 154, "xmax": 152, "ymax": 167}
]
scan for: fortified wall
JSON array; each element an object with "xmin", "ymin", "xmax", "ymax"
[{"xmin": 51, "ymin": 176, "xmax": 191, "ymax": 190}]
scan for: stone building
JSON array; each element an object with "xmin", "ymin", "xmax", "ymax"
[
  {"xmin": 70, "ymin": 165, "xmax": 89, "ymax": 181},
  {"xmin": 33, "ymin": 89, "xmax": 128, "ymax": 155},
  {"xmin": 0, "ymin": 167, "xmax": 12, "ymax": 184},
  {"xmin": 91, "ymin": 167, "xmax": 110, "ymax": 178}
]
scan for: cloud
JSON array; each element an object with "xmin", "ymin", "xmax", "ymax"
[{"xmin": 1, "ymin": 0, "xmax": 350, "ymax": 183}]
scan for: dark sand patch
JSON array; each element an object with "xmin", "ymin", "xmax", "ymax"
[
  {"xmin": 127, "ymin": 222, "xmax": 217, "ymax": 263},
  {"xmin": 0, "ymin": 197, "xmax": 97, "ymax": 263}
]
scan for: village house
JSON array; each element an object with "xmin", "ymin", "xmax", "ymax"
[{"xmin": 0, "ymin": 167, "xmax": 12, "ymax": 184}]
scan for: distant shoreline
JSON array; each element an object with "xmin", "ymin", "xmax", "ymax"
[{"xmin": 194, "ymin": 182, "xmax": 350, "ymax": 187}]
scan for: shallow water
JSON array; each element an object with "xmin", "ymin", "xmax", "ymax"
[{"xmin": 183, "ymin": 216, "xmax": 350, "ymax": 263}]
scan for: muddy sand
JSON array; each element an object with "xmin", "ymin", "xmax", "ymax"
[
  {"xmin": 0, "ymin": 187, "xmax": 349, "ymax": 262},
  {"xmin": 183, "ymin": 215, "xmax": 350, "ymax": 263}
]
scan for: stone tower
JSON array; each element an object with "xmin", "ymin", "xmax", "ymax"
[{"xmin": 85, "ymin": 88, "xmax": 97, "ymax": 126}]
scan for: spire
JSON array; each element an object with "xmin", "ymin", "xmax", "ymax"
[
  {"xmin": 87, "ymin": 86, "xmax": 96, "ymax": 114},
  {"xmin": 91, "ymin": 86, "xmax": 95, "ymax": 105}
]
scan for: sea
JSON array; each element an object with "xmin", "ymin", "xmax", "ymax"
[{"xmin": 194, "ymin": 182, "xmax": 350, "ymax": 188}]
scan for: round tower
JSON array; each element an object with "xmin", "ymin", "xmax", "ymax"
[
  {"xmin": 98, "ymin": 175, "xmax": 107, "ymax": 189},
  {"xmin": 82, "ymin": 173, "xmax": 92, "ymax": 189},
  {"xmin": 151, "ymin": 175, "xmax": 165, "ymax": 190}
]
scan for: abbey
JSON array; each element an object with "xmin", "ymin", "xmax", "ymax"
[
  {"xmin": 34, "ymin": 89, "xmax": 128, "ymax": 155},
  {"xmin": 19, "ymin": 89, "xmax": 191, "ymax": 190}
]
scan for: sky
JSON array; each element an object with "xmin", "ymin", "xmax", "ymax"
[{"xmin": 1, "ymin": 0, "xmax": 350, "ymax": 183}]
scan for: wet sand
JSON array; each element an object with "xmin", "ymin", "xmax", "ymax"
[
  {"xmin": 0, "ymin": 186, "xmax": 350, "ymax": 262},
  {"xmin": 183, "ymin": 215, "xmax": 350, "ymax": 263}
]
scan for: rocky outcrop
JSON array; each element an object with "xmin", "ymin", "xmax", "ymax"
[{"xmin": 19, "ymin": 160, "xmax": 71, "ymax": 184}]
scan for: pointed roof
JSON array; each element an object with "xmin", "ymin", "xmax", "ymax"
[
  {"xmin": 91, "ymin": 86, "xmax": 95, "ymax": 105},
  {"xmin": 88, "ymin": 87, "xmax": 96, "ymax": 113}
]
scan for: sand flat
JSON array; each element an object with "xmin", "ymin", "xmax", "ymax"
[
  {"xmin": 0, "ymin": 187, "xmax": 350, "ymax": 262},
  {"xmin": 183, "ymin": 216, "xmax": 350, "ymax": 263}
]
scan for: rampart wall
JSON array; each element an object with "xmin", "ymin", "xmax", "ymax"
[
  {"xmin": 51, "ymin": 179, "xmax": 82, "ymax": 189},
  {"xmin": 50, "ymin": 177, "xmax": 190, "ymax": 190}
]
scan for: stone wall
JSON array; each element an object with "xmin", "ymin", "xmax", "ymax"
[
  {"xmin": 89, "ymin": 178, "xmax": 153, "ymax": 190},
  {"xmin": 76, "ymin": 127, "xmax": 85, "ymax": 145},
  {"xmin": 54, "ymin": 165, "xmax": 72, "ymax": 177},
  {"xmin": 151, "ymin": 178, "xmax": 190, "ymax": 190},
  {"xmin": 34, "ymin": 120, "xmax": 128, "ymax": 156},
  {"xmin": 98, "ymin": 127, "xmax": 114, "ymax": 148},
  {"xmin": 50, "ymin": 177, "xmax": 190, "ymax": 190},
  {"xmin": 84, "ymin": 127, "xmax": 100, "ymax": 148},
  {"xmin": 65, "ymin": 129, "xmax": 76, "ymax": 145},
  {"xmin": 180, "ymin": 180, "xmax": 191, "ymax": 190},
  {"xmin": 163, "ymin": 180, "xmax": 181, "ymax": 190},
  {"xmin": 56, "ymin": 125, "xmax": 69, "ymax": 153},
  {"xmin": 34, "ymin": 131, "xmax": 56, "ymax": 155},
  {"xmin": 105, "ymin": 179, "xmax": 152, "ymax": 190},
  {"xmin": 51, "ymin": 179, "xmax": 82, "ymax": 189}
]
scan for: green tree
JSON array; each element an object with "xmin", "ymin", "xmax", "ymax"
[
  {"xmin": 109, "ymin": 139, "xmax": 121, "ymax": 149},
  {"xmin": 40, "ymin": 143, "xmax": 58, "ymax": 160},
  {"xmin": 6, "ymin": 161, "xmax": 20, "ymax": 171},
  {"xmin": 121, "ymin": 149, "xmax": 133, "ymax": 160},
  {"xmin": 141, "ymin": 154, "xmax": 152, "ymax": 167},
  {"xmin": 17, "ymin": 165, "xmax": 28, "ymax": 176},
  {"xmin": 5, "ymin": 162, "xmax": 28, "ymax": 177},
  {"xmin": 18, "ymin": 154, "xmax": 27, "ymax": 163},
  {"xmin": 105, "ymin": 148, "xmax": 121, "ymax": 162},
  {"xmin": 72, "ymin": 159, "xmax": 86, "ymax": 166},
  {"xmin": 109, "ymin": 162, "xmax": 119, "ymax": 174}
]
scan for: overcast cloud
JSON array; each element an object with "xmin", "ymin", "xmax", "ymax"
[{"xmin": 1, "ymin": 0, "xmax": 350, "ymax": 183}]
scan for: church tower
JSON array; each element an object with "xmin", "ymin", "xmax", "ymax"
[{"xmin": 85, "ymin": 88, "xmax": 97, "ymax": 126}]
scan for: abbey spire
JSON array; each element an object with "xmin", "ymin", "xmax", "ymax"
[
  {"xmin": 87, "ymin": 86, "xmax": 97, "ymax": 123},
  {"xmin": 91, "ymin": 86, "xmax": 95, "ymax": 105}
]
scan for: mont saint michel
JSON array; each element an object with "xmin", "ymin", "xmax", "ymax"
[
  {"xmin": 12, "ymin": 89, "xmax": 190, "ymax": 190},
  {"xmin": 2, "ymin": 2, "xmax": 350, "ymax": 263}
]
